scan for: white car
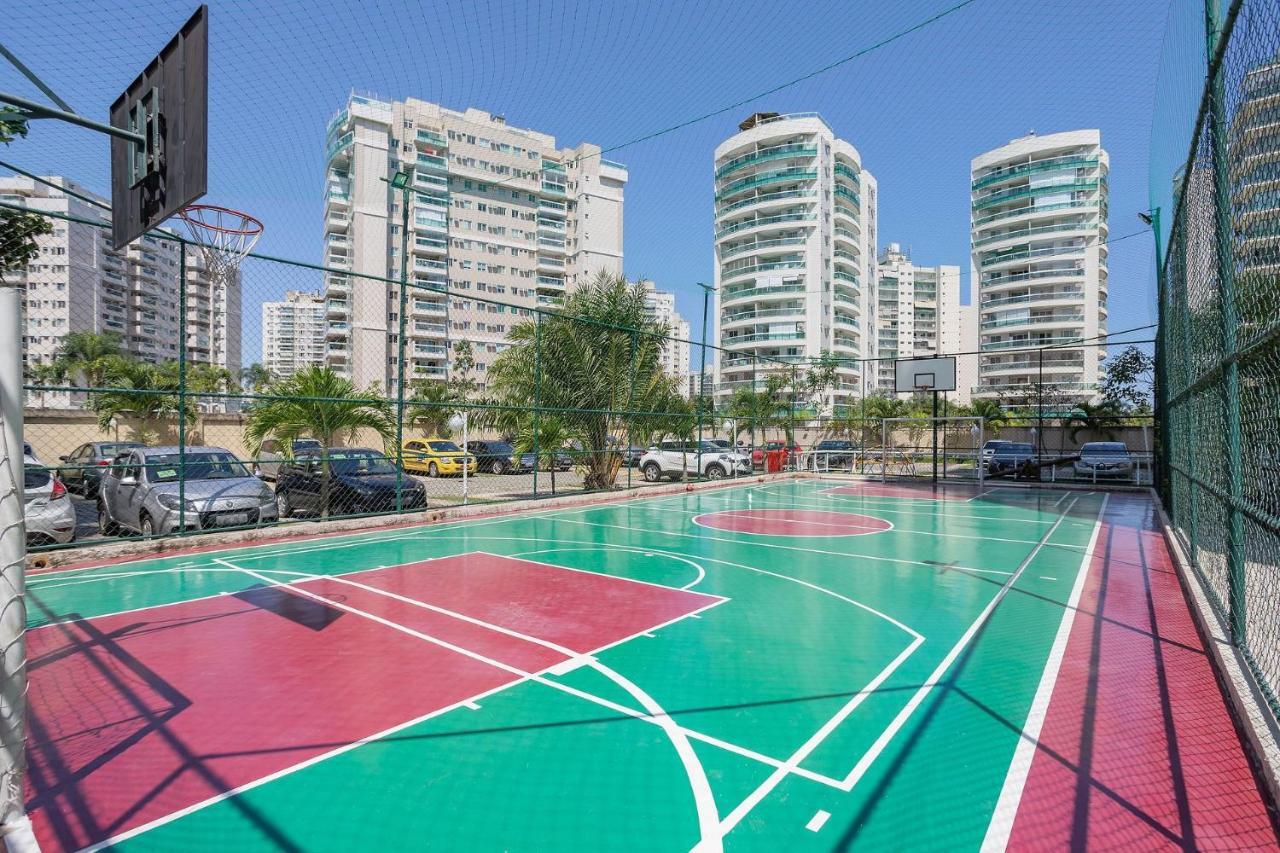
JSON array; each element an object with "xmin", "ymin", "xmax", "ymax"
[
  {"xmin": 24, "ymin": 464, "xmax": 77, "ymax": 546},
  {"xmin": 640, "ymin": 440, "xmax": 752, "ymax": 482},
  {"xmin": 1074, "ymin": 442, "xmax": 1134, "ymax": 479}
]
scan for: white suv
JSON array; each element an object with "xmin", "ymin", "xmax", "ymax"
[{"xmin": 640, "ymin": 441, "xmax": 752, "ymax": 482}]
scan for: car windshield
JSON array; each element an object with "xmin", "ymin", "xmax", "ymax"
[
  {"xmin": 325, "ymin": 450, "xmax": 399, "ymax": 476},
  {"xmin": 99, "ymin": 442, "xmax": 143, "ymax": 456},
  {"xmin": 427, "ymin": 441, "xmax": 462, "ymax": 453},
  {"xmin": 147, "ymin": 452, "xmax": 250, "ymax": 482},
  {"xmin": 487, "ymin": 442, "xmax": 514, "ymax": 454},
  {"xmin": 1082, "ymin": 443, "xmax": 1128, "ymax": 455},
  {"xmin": 698, "ymin": 442, "xmax": 726, "ymax": 452},
  {"xmin": 1000, "ymin": 444, "xmax": 1034, "ymax": 454},
  {"xmin": 984, "ymin": 441, "xmax": 1012, "ymax": 449},
  {"xmin": 293, "ymin": 439, "xmax": 323, "ymax": 451}
]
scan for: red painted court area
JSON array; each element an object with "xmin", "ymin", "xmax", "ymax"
[
  {"xmin": 23, "ymin": 554, "xmax": 719, "ymax": 852},
  {"xmin": 1005, "ymin": 494, "xmax": 1279, "ymax": 850},
  {"xmin": 693, "ymin": 508, "xmax": 892, "ymax": 536}
]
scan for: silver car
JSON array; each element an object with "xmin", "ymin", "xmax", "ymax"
[
  {"xmin": 24, "ymin": 464, "xmax": 77, "ymax": 546},
  {"xmin": 1073, "ymin": 441, "xmax": 1134, "ymax": 480},
  {"xmin": 98, "ymin": 446, "xmax": 278, "ymax": 537}
]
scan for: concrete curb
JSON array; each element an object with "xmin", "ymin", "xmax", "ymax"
[
  {"xmin": 1154, "ymin": 493, "xmax": 1280, "ymax": 816},
  {"xmin": 28, "ymin": 472, "xmax": 800, "ymax": 572}
]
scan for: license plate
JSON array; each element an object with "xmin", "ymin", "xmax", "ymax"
[{"xmin": 217, "ymin": 512, "xmax": 249, "ymax": 526}]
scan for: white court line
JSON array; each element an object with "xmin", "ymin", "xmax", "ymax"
[
  {"xmin": 511, "ymin": 545, "xmax": 707, "ymax": 590},
  {"xmin": 690, "ymin": 510, "xmax": 893, "ymax": 537},
  {"xmin": 806, "ymin": 810, "xmax": 832, "ymax": 832},
  {"xmin": 745, "ymin": 481, "xmax": 1066, "ymax": 525},
  {"xmin": 980, "ymin": 493, "xmax": 1109, "ymax": 852}
]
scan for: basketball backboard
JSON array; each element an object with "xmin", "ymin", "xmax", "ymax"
[
  {"xmin": 894, "ymin": 356, "xmax": 957, "ymax": 393},
  {"xmin": 109, "ymin": 5, "xmax": 208, "ymax": 249}
]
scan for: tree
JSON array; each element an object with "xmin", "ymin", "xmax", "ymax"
[
  {"xmin": 514, "ymin": 415, "xmax": 576, "ymax": 495},
  {"xmin": 800, "ymin": 351, "xmax": 841, "ymax": 417},
  {"xmin": 405, "ymin": 379, "xmax": 458, "ymax": 437},
  {"xmin": 1063, "ymin": 400, "xmax": 1126, "ymax": 443},
  {"xmin": 449, "ymin": 339, "xmax": 479, "ymax": 402},
  {"xmin": 39, "ymin": 331, "xmax": 125, "ymax": 389},
  {"xmin": 241, "ymin": 363, "xmax": 274, "ymax": 394},
  {"xmin": 725, "ymin": 373, "xmax": 789, "ymax": 446},
  {"xmin": 967, "ymin": 398, "xmax": 1009, "ymax": 436},
  {"xmin": 489, "ymin": 271, "xmax": 678, "ymax": 490},
  {"xmin": 242, "ymin": 366, "xmax": 394, "ymax": 518},
  {"xmin": 87, "ymin": 359, "xmax": 188, "ymax": 442},
  {"xmin": 0, "ymin": 116, "xmax": 54, "ymax": 289},
  {"xmin": 1100, "ymin": 346, "xmax": 1154, "ymax": 414}
]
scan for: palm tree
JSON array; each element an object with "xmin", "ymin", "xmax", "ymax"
[
  {"xmin": 243, "ymin": 366, "xmax": 395, "ymax": 518},
  {"xmin": 489, "ymin": 271, "xmax": 678, "ymax": 490},
  {"xmin": 240, "ymin": 363, "xmax": 274, "ymax": 395},
  {"xmin": 1062, "ymin": 400, "xmax": 1125, "ymax": 444},
  {"xmin": 968, "ymin": 398, "xmax": 1008, "ymax": 436},
  {"xmin": 405, "ymin": 380, "xmax": 458, "ymax": 437},
  {"xmin": 88, "ymin": 359, "xmax": 190, "ymax": 442},
  {"xmin": 514, "ymin": 415, "xmax": 577, "ymax": 495},
  {"xmin": 44, "ymin": 331, "xmax": 124, "ymax": 389}
]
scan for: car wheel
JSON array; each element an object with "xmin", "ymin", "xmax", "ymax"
[
  {"xmin": 706, "ymin": 464, "xmax": 726, "ymax": 480},
  {"xmin": 642, "ymin": 463, "xmax": 663, "ymax": 483},
  {"xmin": 427, "ymin": 462, "xmax": 439, "ymax": 478},
  {"xmin": 140, "ymin": 513, "xmax": 156, "ymax": 539},
  {"xmin": 276, "ymin": 490, "xmax": 293, "ymax": 519},
  {"xmin": 97, "ymin": 502, "xmax": 119, "ymax": 536},
  {"xmin": 491, "ymin": 459, "xmax": 505, "ymax": 475}
]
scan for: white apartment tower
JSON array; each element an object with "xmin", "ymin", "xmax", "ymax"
[
  {"xmin": 323, "ymin": 95, "xmax": 627, "ymax": 392},
  {"xmin": 262, "ymin": 290, "xmax": 327, "ymax": 378},
  {"xmin": 874, "ymin": 243, "xmax": 968, "ymax": 401},
  {"xmin": 713, "ymin": 113, "xmax": 877, "ymax": 413},
  {"xmin": 2, "ymin": 175, "xmax": 241, "ymax": 407},
  {"xmin": 635, "ymin": 279, "xmax": 691, "ymax": 384},
  {"xmin": 969, "ymin": 130, "xmax": 1108, "ymax": 406}
]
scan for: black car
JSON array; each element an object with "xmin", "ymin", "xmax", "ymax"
[
  {"xmin": 466, "ymin": 440, "xmax": 535, "ymax": 474},
  {"xmin": 274, "ymin": 448, "xmax": 427, "ymax": 517},
  {"xmin": 57, "ymin": 441, "xmax": 146, "ymax": 497},
  {"xmin": 813, "ymin": 439, "xmax": 858, "ymax": 465},
  {"xmin": 988, "ymin": 442, "xmax": 1037, "ymax": 476}
]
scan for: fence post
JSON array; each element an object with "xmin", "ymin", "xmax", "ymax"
[
  {"xmin": 177, "ymin": 240, "xmax": 187, "ymax": 537},
  {"xmin": 1173, "ymin": 213, "xmax": 1199, "ymax": 560},
  {"xmin": 394, "ymin": 185, "xmax": 410, "ymax": 514},
  {"xmin": 1206, "ymin": 0, "xmax": 1247, "ymax": 641},
  {"xmin": 532, "ymin": 313, "xmax": 542, "ymax": 497},
  {"xmin": 626, "ymin": 330, "xmax": 637, "ymax": 490}
]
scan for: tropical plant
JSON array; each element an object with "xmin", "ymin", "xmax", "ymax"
[
  {"xmin": 1062, "ymin": 400, "xmax": 1126, "ymax": 443},
  {"xmin": 39, "ymin": 331, "xmax": 125, "ymax": 388},
  {"xmin": 489, "ymin": 271, "xmax": 678, "ymax": 490},
  {"xmin": 405, "ymin": 379, "xmax": 458, "ymax": 437},
  {"xmin": 800, "ymin": 351, "xmax": 842, "ymax": 416},
  {"xmin": 88, "ymin": 359, "xmax": 189, "ymax": 442},
  {"xmin": 514, "ymin": 415, "xmax": 577, "ymax": 495},
  {"xmin": 240, "ymin": 362, "xmax": 274, "ymax": 394},
  {"xmin": 448, "ymin": 339, "xmax": 480, "ymax": 401},
  {"xmin": 1100, "ymin": 346, "xmax": 1154, "ymax": 414},
  {"xmin": 967, "ymin": 398, "xmax": 1009, "ymax": 436},
  {"xmin": 725, "ymin": 373, "xmax": 789, "ymax": 444},
  {"xmin": 242, "ymin": 366, "xmax": 394, "ymax": 518}
]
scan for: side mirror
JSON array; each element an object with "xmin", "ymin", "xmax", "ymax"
[{"xmin": 58, "ymin": 455, "xmax": 68, "ymax": 462}]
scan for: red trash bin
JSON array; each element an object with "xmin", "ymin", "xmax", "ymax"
[{"xmin": 765, "ymin": 449, "xmax": 784, "ymax": 473}]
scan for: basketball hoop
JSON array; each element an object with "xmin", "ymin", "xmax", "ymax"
[{"xmin": 178, "ymin": 203, "xmax": 263, "ymax": 277}]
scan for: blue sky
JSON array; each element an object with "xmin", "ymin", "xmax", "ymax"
[{"xmin": 3, "ymin": 0, "xmax": 1174, "ymax": 358}]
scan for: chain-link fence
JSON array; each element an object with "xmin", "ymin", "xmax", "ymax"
[
  {"xmin": 1155, "ymin": 0, "xmax": 1280, "ymax": 722},
  {"xmin": 4, "ymin": 194, "xmax": 1155, "ymax": 559}
]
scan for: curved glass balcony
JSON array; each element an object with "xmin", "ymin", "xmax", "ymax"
[
  {"xmin": 715, "ymin": 143, "xmax": 818, "ymax": 180},
  {"xmin": 716, "ymin": 168, "xmax": 817, "ymax": 202},
  {"xmin": 717, "ymin": 211, "xmax": 816, "ymax": 239},
  {"xmin": 720, "ymin": 236, "xmax": 808, "ymax": 258},
  {"xmin": 971, "ymin": 155, "xmax": 1100, "ymax": 191},
  {"xmin": 717, "ymin": 189, "xmax": 817, "ymax": 218},
  {"xmin": 982, "ymin": 268, "xmax": 1085, "ymax": 288},
  {"xmin": 973, "ymin": 218, "xmax": 1096, "ymax": 247},
  {"xmin": 979, "ymin": 244, "xmax": 1087, "ymax": 268},
  {"xmin": 720, "ymin": 259, "xmax": 805, "ymax": 281},
  {"xmin": 972, "ymin": 200, "xmax": 1097, "ymax": 228},
  {"xmin": 973, "ymin": 180, "xmax": 1100, "ymax": 211},
  {"xmin": 721, "ymin": 283, "xmax": 807, "ymax": 303}
]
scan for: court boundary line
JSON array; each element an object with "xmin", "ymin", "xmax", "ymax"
[
  {"xmin": 690, "ymin": 510, "xmax": 894, "ymax": 537},
  {"xmin": 979, "ymin": 493, "xmax": 1110, "ymax": 851}
]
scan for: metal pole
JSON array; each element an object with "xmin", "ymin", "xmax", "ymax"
[
  {"xmin": 0, "ymin": 90, "xmax": 146, "ymax": 145},
  {"xmin": 626, "ymin": 331, "xmax": 637, "ymax": 490},
  {"xmin": 532, "ymin": 313, "xmax": 542, "ymax": 497},
  {"xmin": 461, "ymin": 411, "xmax": 469, "ymax": 505},
  {"xmin": 177, "ymin": 241, "xmax": 187, "ymax": 536},
  {"xmin": 697, "ymin": 283, "xmax": 711, "ymax": 478},
  {"xmin": 0, "ymin": 279, "xmax": 36, "ymax": 849},
  {"xmin": 1206, "ymin": 0, "xmax": 1247, "ymax": 641},
  {"xmin": 932, "ymin": 390, "xmax": 939, "ymax": 484},
  {"xmin": 394, "ymin": 182, "xmax": 410, "ymax": 513}
]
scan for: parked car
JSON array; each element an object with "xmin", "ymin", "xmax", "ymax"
[
  {"xmin": 466, "ymin": 440, "xmax": 535, "ymax": 474},
  {"xmin": 621, "ymin": 445, "xmax": 647, "ymax": 467},
  {"xmin": 252, "ymin": 438, "xmax": 323, "ymax": 480},
  {"xmin": 751, "ymin": 441, "xmax": 801, "ymax": 468},
  {"xmin": 400, "ymin": 438, "xmax": 477, "ymax": 478},
  {"xmin": 813, "ymin": 439, "xmax": 858, "ymax": 465},
  {"xmin": 987, "ymin": 442, "xmax": 1037, "ymax": 476},
  {"xmin": 24, "ymin": 464, "xmax": 76, "ymax": 546},
  {"xmin": 98, "ymin": 446, "xmax": 278, "ymax": 537},
  {"xmin": 57, "ymin": 441, "xmax": 146, "ymax": 497},
  {"xmin": 980, "ymin": 440, "xmax": 1014, "ymax": 470},
  {"xmin": 549, "ymin": 449, "xmax": 573, "ymax": 471},
  {"xmin": 1074, "ymin": 442, "xmax": 1134, "ymax": 479},
  {"xmin": 640, "ymin": 441, "xmax": 752, "ymax": 482},
  {"xmin": 275, "ymin": 448, "xmax": 427, "ymax": 517}
]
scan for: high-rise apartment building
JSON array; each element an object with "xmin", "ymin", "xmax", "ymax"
[
  {"xmin": 713, "ymin": 112, "xmax": 877, "ymax": 413},
  {"xmin": 262, "ymin": 290, "xmax": 327, "ymax": 378},
  {"xmin": 969, "ymin": 130, "xmax": 1108, "ymax": 406},
  {"xmin": 2, "ymin": 175, "xmax": 241, "ymax": 408},
  {"xmin": 322, "ymin": 95, "xmax": 627, "ymax": 393},
  {"xmin": 635, "ymin": 279, "xmax": 691, "ymax": 385},
  {"xmin": 874, "ymin": 243, "xmax": 968, "ymax": 400}
]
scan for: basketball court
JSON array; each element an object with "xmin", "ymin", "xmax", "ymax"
[{"xmin": 20, "ymin": 479, "xmax": 1278, "ymax": 850}]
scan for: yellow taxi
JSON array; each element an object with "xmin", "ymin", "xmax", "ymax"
[{"xmin": 400, "ymin": 438, "xmax": 477, "ymax": 478}]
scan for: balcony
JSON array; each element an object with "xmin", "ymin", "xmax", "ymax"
[
  {"xmin": 971, "ymin": 200, "xmax": 1097, "ymax": 228},
  {"xmin": 537, "ymin": 295, "xmax": 564, "ymax": 307},
  {"xmin": 327, "ymin": 322, "xmax": 349, "ymax": 337},
  {"xmin": 414, "ymin": 343, "xmax": 447, "ymax": 357},
  {"xmin": 716, "ymin": 188, "xmax": 817, "ymax": 218},
  {"xmin": 720, "ymin": 259, "xmax": 804, "ymax": 281},
  {"xmin": 972, "ymin": 380, "xmax": 1096, "ymax": 397},
  {"xmin": 971, "ymin": 155, "xmax": 1100, "ymax": 191},
  {"xmin": 980, "ymin": 358, "xmax": 1084, "ymax": 375},
  {"xmin": 834, "ymin": 185, "xmax": 860, "ymax": 206},
  {"xmin": 981, "ymin": 312, "xmax": 1084, "ymax": 331},
  {"xmin": 537, "ymin": 255, "xmax": 566, "ymax": 270},
  {"xmin": 414, "ymin": 321, "xmax": 446, "ymax": 336},
  {"xmin": 982, "ymin": 268, "xmax": 1085, "ymax": 290},
  {"xmin": 716, "ymin": 211, "xmax": 816, "ymax": 239},
  {"xmin": 723, "ymin": 331, "xmax": 806, "ymax": 345},
  {"xmin": 415, "ymin": 129, "xmax": 448, "ymax": 147},
  {"xmin": 720, "ymin": 283, "xmax": 806, "ymax": 304},
  {"xmin": 325, "ymin": 213, "xmax": 350, "ymax": 232},
  {"xmin": 326, "ymin": 275, "xmax": 350, "ymax": 293},
  {"xmin": 413, "ymin": 235, "xmax": 448, "ymax": 256},
  {"xmin": 326, "ymin": 132, "xmax": 353, "ymax": 162},
  {"xmin": 972, "ymin": 180, "xmax": 1101, "ymax": 211},
  {"xmin": 416, "ymin": 365, "xmax": 448, "ymax": 379},
  {"xmin": 538, "ymin": 198, "xmax": 568, "ymax": 217},
  {"xmin": 327, "ymin": 299, "xmax": 348, "ymax": 316},
  {"xmin": 537, "ymin": 275, "xmax": 565, "ymax": 289},
  {"xmin": 412, "ymin": 300, "xmax": 447, "ymax": 316},
  {"xmin": 972, "ymin": 218, "xmax": 1097, "ymax": 247},
  {"xmin": 719, "ymin": 235, "xmax": 807, "ymax": 258},
  {"xmin": 979, "ymin": 244, "xmax": 1086, "ymax": 268},
  {"xmin": 721, "ymin": 305, "xmax": 806, "ymax": 325},
  {"xmin": 832, "ymin": 335, "xmax": 859, "ymax": 349},
  {"xmin": 541, "ymin": 181, "xmax": 567, "ymax": 196},
  {"xmin": 981, "ymin": 335, "xmax": 1084, "ymax": 351},
  {"xmin": 980, "ymin": 289, "xmax": 1084, "ymax": 310},
  {"xmin": 715, "ymin": 143, "xmax": 818, "ymax": 180},
  {"xmin": 715, "ymin": 168, "xmax": 817, "ymax": 203}
]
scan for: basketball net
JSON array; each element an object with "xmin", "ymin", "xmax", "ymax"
[{"xmin": 178, "ymin": 203, "xmax": 263, "ymax": 279}]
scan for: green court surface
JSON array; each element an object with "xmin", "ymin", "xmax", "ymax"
[{"xmin": 24, "ymin": 479, "xmax": 1110, "ymax": 851}]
